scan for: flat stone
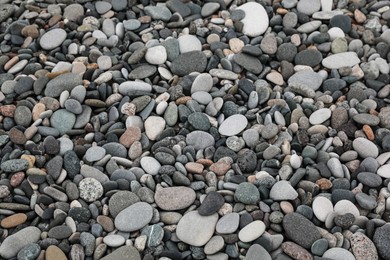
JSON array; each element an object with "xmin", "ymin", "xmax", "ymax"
[
  {"xmin": 323, "ymin": 248, "xmax": 355, "ymax": 260},
  {"xmin": 0, "ymin": 226, "xmax": 41, "ymax": 258},
  {"xmin": 46, "ymin": 245, "xmax": 67, "ymax": 260},
  {"xmin": 322, "ymin": 52, "xmax": 361, "ymax": 69},
  {"xmin": 140, "ymin": 156, "xmax": 161, "ymax": 175},
  {"xmin": 145, "ymin": 46, "xmax": 167, "ymax": 65},
  {"xmin": 283, "ymin": 213, "xmax": 321, "ymax": 249},
  {"xmin": 1, "ymin": 159, "xmax": 29, "ymax": 172},
  {"xmin": 17, "ymin": 243, "xmax": 41, "ymax": 260},
  {"xmin": 198, "ymin": 191, "xmax": 225, "ymax": 216},
  {"xmin": 178, "ymin": 35, "xmax": 202, "ymax": 53},
  {"xmin": 218, "ymin": 114, "xmax": 248, "ymax": 136},
  {"xmin": 351, "ymin": 232, "xmax": 378, "ymax": 260},
  {"xmin": 216, "ymin": 212, "xmax": 239, "ymax": 234},
  {"xmin": 288, "ymin": 71, "xmax": 323, "ymax": 91},
  {"xmin": 312, "ymin": 196, "xmax": 333, "ymax": 222},
  {"xmin": 186, "ymin": 131, "xmax": 215, "ymax": 150},
  {"xmin": 100, "ymin": 246, "xmax": 141, "ymax": 260},
  {"xmin": 233, "ymin": 53, "xmax": 263, "ymax": 74},
  {"xmin": 176, "ymin": 211, "xmax": 219, "ymax": 246},
  {"xmin": 238, "ymin": 220, "xmax": 266, "ymax": 242},
  {"xmin": 45, "ymin": 73, "xmax": 83, "ymax": 98},
  {"xmin": 50, "ymin": 109, "xmax": 76, "ymax": 135},
  {"xmin": 373, "ymin": 223, "xmax": 390, "ymax": 260},
  {"xmin": 353, "ymin": 137, "xmax": 379, "ymax": 159},
  {"xmin": 270, "ymin": 180, "xmax": 298, "ymax": 201},
  {"xmin": 155, "ymin": 186, "xmax": 196, "ymax": 210},
  {"xmin": 144, "ymin": 116, "xmax": 165, "ymax": 141},
  {"xmin": 39, "ymin": 28, "xmax": 67, "ymax": 50},
  {"xmin": 171, "ymin": 51, "xmax": 207, "ymax": 76},
  {"xmin": 333, "ymin": 200, "xmax": 360, "ymax": 218},
  {"xmin": 109, "ymin": 191, "xmax": 140, "ymax": 218},
  {"xmin": 103, "ymin": 235, "xmax": 126, "ymax": 247},
  {"xmin": 297, "ymin": 0, "xmax": 321, "ymax": 15},
  {"xmin": 234, "ymin": 182, "xmax": 260, "ymax": 204},
  {"xmin": 85, "ymin": 146, "xmax": 106, "ymax": 162},
  {"xmin": 114, "ymin": 202, "xmax": 153, "ymax": 232}
]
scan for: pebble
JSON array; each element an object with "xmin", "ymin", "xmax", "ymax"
[
  {"xmin": 0, "ymin": 227, "xmax": 41, "ymax": 258},
  {"xmin": 322, "ymin": 52, "xmax": 361, "ymax": 69},
  {"xmin": 155, "ymin": 186, "xmax": 196, "ymax": 210},
  {"xmin": 238, "ymin": 220, "xmax": 266, "ymax": 242},
  {"xmin": 323, "ymin": 248, "xmax": 356, "ymax": 260},
  {"xmin": 312, "ymin": 197, "xmax": 333, "ymax": 222},
  {"xmin": 218, "ymin": 114, "xmax": 248, "ymax": 136},
  {"xmin": 176, "ymin": 211, "xmax": 219, "ymax": 246},
  {"xmin": 353, "ymin": 137, "xmax": 379, "ymax": 159},
  {"xmin": 114, "ymin": 202, "xmax": 153, "ymax": 232},
  {"xmin": 236, "ymin": 2, "xmax": 269, "ymax": 37},
  {"xmin": 39, "ymin": 29, "xmax": 67, "ymax": 50},
  {"xmin": 283, "ymin": 213, "xmax": 321, "ymax": 249}
]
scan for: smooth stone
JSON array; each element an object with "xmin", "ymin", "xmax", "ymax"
[
  {"xmin": 39, "ymin": 28, "xmax": 67, "ymax": 50},
  {"xmin": 1, "ymin": 159, "xmax": 29, "ymax": 172},
  {"xmin": 236, "ymin": 2, "xmax": 269, "ymax": 37},
  {"xmin": 140, "ymin": 156, "xmax": 161, "ymax": 175},
  {"xmin": 191, "ymin": 73, "xmax": 213, "ymax": 94},
  {"xmin": 204, "ymin": 236, "xmax": 224, "ymax": 255},
  {"xmin": 46, "ymin": 245, "xmax": 67, "ymax": 260},
  {"xmin": 114, "ymin": 202, "xmax": 153, "ymax": 232},
  {"xmin": 233, "ymin": 53, "xmax": 263, "ymax": 74},
  {"xmin": 17, "ymin": 243, "xmax": 41, "ymax": 260},
  {"xmin": 234, "ymin": 182, "xmax": 260, "ymax": 204},
  {"xmin": 144, "ymin": 6, "xmax": 172, "ymax": 22},
  {"xmin": 282, "ymin": 213, "xmax": 322, "ymax": 249},
  {"xmin": 333, "ymin": 200, "xmax": 360, "ymax": 218},
  {"xmin": 0, "ymin": 227, "xmax": 41, "ymax": 258},
  {"xmin": 145, "ymin": 46, "xmax": 167, "ymax": 65},
  {"xmin": 45, "ymin": 74, "xmax": 83, "ymax": 98},
  {"xmin": 79, "ymin": 177, "xmax": 104, "ymax": 202},
  {"xmin": 100, "ymin": 246, "xmax": 141, "ymax": 260},
  {"xmin": 50, "ymin": 109, "xmax": 76, "ymax": 135},
  {"xmin": 144, "ymin": 116, "xmax": 166, "ymax": 141},
  {"xmin": 377, "ymin": 164, "xmax": 390, "ymax": 178},
  {"xmin": 288, "ymin": 71, "xmax": 323, "ymax": 91},
  {"xmin": 322, "ymin": 52, "xmax": 361, "ymax": 69},
  {"xmin": 218, "ymin": 114, "xmax": 248, "ymax": 136},
  {"xmin": 186, "ymin": 131, "xmax": 215, "ymax": 150},
  {"xmin": 176, "ymin": 211, "xmax": 219, "ymax": 246},
  {"xmin": 216, "ymin": 213, "xmax": 240, "ymax": 234},
  {"xmin": 238, "ymin": 220, "xmax": 266, "ymax": 242},
  {"xmin": 357, "ymin": 172, "xmax": 382, "ymax": 187},
  {"xmin": 85, "ymin": 146, "xmax": 106, "ymax": 162},
  {"xmin": 373, "ymin": 224, "xmax": 390, "ymax": 260},
  {"xmin": 312, "ymin": 196, "xmax": 333, "ymax": 222},
  {"xmin": 178, "ymin": 35, "xmax": 202, "ymax": 53},
  {"xmin": 155, "ymin": 186, "xmax": 196, "ymax": 210},
  {"xmin": 170, "ymin": 51, "xmax": 207, "ymax": 76},
  {"xmin": 198, "ymin": 191, "xmax": 225, "ymax": 216},
  {"xmin": 352, "ymin": 137, "xmax": 379, "ymax": 159},
  {"xmin": 309, "ymin": 108, "xmax": 332, "ymax": 125},
  {"xmin": 351, "ymin": 232, "xmax": 378, "ymax": 260},
  {"xmin": 323, "ymin": 248, "xmax": 355, "ymax": 260},
  {"xmin": 119, "ymin": 81, "xmax": 152, "ymax": 94},
  {"xmin": 269, "ymin": 180, "xmax": 298, "ymax": 201},
  {"xmin": 297, "ymin": 0, "xmax": 321, "ymax": 15},
  {"xmin": 103, "ymin": 235, "xmax": 125, "ymax": 247}
]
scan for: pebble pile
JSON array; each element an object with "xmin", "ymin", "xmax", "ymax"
[{"xmin": 1, "ymin": 0, "xmax": 390, "ymax": 259}]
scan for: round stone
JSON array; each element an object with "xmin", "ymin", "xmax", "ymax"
[
  {"xmin": 238, "ymin": 220, "xmax": 266, "ymax": 242},
  {"xmin": 145, "ymin": 46, "xmax": 167, "ymax": 65},
  {"xmin": 114, "ymin": 202, "xmax": 153, "ymax": 232},
  {"xmin": 39, "ymin": 29, "xmax": 67, "ymax": 50},
  {"xmin": 234, "ymin": 182, "xmax": 260, "ymax": 204},
  {"xmin": 312, "ymin": 196, "xmax": 333, "ymax": 222},
  {"xmin": 218, "ymin": 114, "xmax": 248, "ymax": 136},
  {"xmin": 79, "ymin": 178, "xmax": 104, "ymax": 202},
  {"xmin": 236, "ymin": 2, "xmax": 269, "ymax": 37}
]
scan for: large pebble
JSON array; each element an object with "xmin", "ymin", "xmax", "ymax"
[{"xmin": 114, "ymin": 202, "xmax": 153, "ymax": 232}]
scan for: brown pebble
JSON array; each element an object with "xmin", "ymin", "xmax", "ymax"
[
  {"xmin": 1, "ymin": 213, "xmax": 27, "ymax": 228},
  {"xmin": 45, "ymin": 245, "xmax": 67, "ymax": 260},
  {"xmin": 10, "ymin": 172, "xmax": 25, "ymax": 187},
  {"xmin": 175, "ymin": 96, "xmax": 192, "ymax": 105},
  {"xmin": 196, "ymin": 159, "xmax": 213, "ymax": 167},
  {"xmin": 185, "ymin": 162, "xmax": 204, "ymax": 174},
  {"xmin": 32, "ymin": 103, "xmax": 46, "ymax": 121},
  {"xmin": 280, "ymin": 201, "xmax": 294, "ymax": 214},
  {"xmin": 119, "ymin": 127, "xmax": 142, "ymax": 148},
  {"xmin": 315, "ymin": 178, "xmax": 333, "ymax": 190},
  {"xmin": 363, "ymin": 125, "xmax": 375, "ymax": 141},
  {"xmin": 9, "ymin": 127, "xmax": 27, "ymax": 145},
  {"xmin": 0, "ymin": 105, "xmax": 16, "ymax": 117},
  {"xmin": 4, "ymin": 56, "xmax": 19, "ymax": 71},
  {"xmin": 209, "ymin": 158, "xmax": 232, "ymax": 176},
  {"xmin": 97, "ymin": 215, "xmax": 114, "ymax": 232},
  {"xmin": 138, "ymin": 16, "xmax": 151, "ymax": 23},
  {"xmin": 354, "ymin": 9, "xmax": 366, "ymax": 24},
  {"xmin": 281, "ymin": 242, "xmax": 313, "ymax": 260},
  {"xmin": 21, "ymin": 25, "xmax": 39, "ymax": 38},
  {"xmin": 48, "ymin": 14, "xmax": 62, "ymax": 27}
]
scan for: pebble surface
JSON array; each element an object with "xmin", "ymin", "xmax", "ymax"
[{"xmin": 1, "ymin": 0, "xmax": 390, "ymax": 259}]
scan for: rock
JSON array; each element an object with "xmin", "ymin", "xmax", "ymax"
[
  {"xmin": 145, "ymin": 46, "xmax": 167, "ymax": 65},
  {"xmin": 178, "ymin": 35, "xmax": 202, "ymax": 53},
  {"xmin": 198, "ymin": 191, "xmax": 225, "ymax": 216},
  {"xmin": 297, "ymin": 0, "xmax": 321, "ymax": 15},
  {"xmin": 79, "ymin": 177, "xmax": 104, "ymax": 202},
  {"xmin": 309, "ymin": 108, "xmax": 332, "ymax": 125},
  {"xmin": 50, "ymin": 109, "xmax": 76, "ymax": 135},
  {"xmin": 171, "ymin": 51, "xmax": 207, "ymax": 76},
  {"xmin": 103, "ymin": 235, "xmax": 126, "ymax": 247},
  {"xmin": 144, "ymin": 116, "xmax": 166, "ymax": 141},
  {"xmin": 155, "ymin": 186, "xmax": 196, "ymax": 210},
  {"xmin": 323, "ymin": 248, "xmax": 356, "ymax": 260},
  {"xmin": 282, "ymin": 213, "xmax": 321, "ymax": 249},
  {"xmin": 282, "ymin": 242, "xmax": 314, "ymax": 260},
  {"xmin": 46, "ymin": 245, "xmax": 67, "ymax": 260},
  {"xmin": 351, "ymin": 232, "xmax": 378, "ymax": 260},
  {"xmin": 17, "ymin": 243, "xmax": 41, "ymax": 260},
  {"xmin": 353, "ymin": 137, "xmax": 379, "ymax": 159},
  {"xmin": 100, "ymin": 246, "xmax": 141, "ymax": 260},
  {"xmin": 270, "ymin": 180, "xmax": 298, "ymax": 201},
  {"xmin": 218, "ymin": 114, "xmax": 248, "ymax": 136},
  {"xmin": 176, "ymin": 211, "xmax": 219, "ymax": 246},
  {"xmin": 245, "ymin": 244, "xmax": 271, "ymax": 260},
  {"xmin": 322, "ymin": 52, "xmax": 361, "ymax": 69},
  {"xmin": 0, "ymin": 226, "xmax": 41, "ymax": 258},
  {"xmin": 39, "ymin": 29, "xmax": 67, "ymax": 50},
  {"xmin": 378, "ymin": 164, "xmax": 390, "ymax": 178},
  {"xmin": 234, "ymin": 182, "xmax": 260, "ymax": 204},
  {"xmin": 216, "ymin": 213, "xmax": 240, "ymax": 234},
  {"xmin": 109, "ymin": 191, "xmax": 140, "ymax": 218},
  {"xmin": 186, "ymin": 131, "xmax": 215, "ymax": 150},
  {"xmin": 238, "ymin": 220, "xmax": 266, "ymax": 242},
  {"xmin": 373, "ymin": 224, "xmax": 390, "ymax": 260},
  {"xmin": 233, "ymin": 53, "xmax": 263, "ymax": 74},
  {"xmin": 1, "ymin": 159, "xmax": 29, "ymax": 172},
  {"xmin": 312, "ymin": 197, "xmax": 333, "ymax": 222},
  {"xmin": 236, "ymin": 2, "xmax": 269, "ymax": 37},
  {"xmin": 0, "ymin": 213, "xmax": 27, "ymax": 228},
  {"xmin": 45, "ymin": 73, "xmax": 83, "ymax": 97},
  {"xmin": 288, "ymin": 71, "xmax": 323, "ymax": 91},
  {"xmin": 114, "ymin": 202, "xmax": 153, "ymax": 232},
  {"xmin": 333, "ymin": 200, "xmax": 360, "ymax": 218}
]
